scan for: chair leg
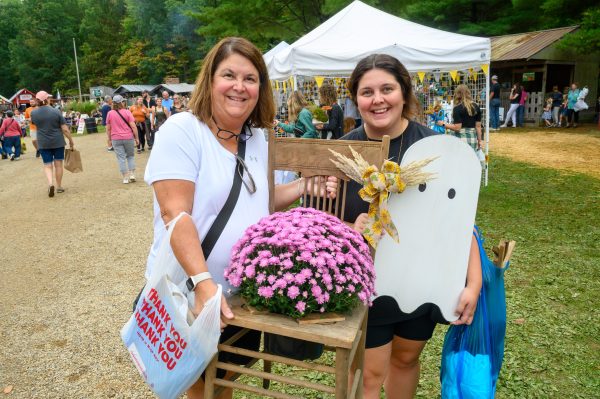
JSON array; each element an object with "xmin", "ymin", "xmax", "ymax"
[
  {"xmin": 262, "ymin": 359, "xmax": 272, "ymax": 389},
  {"xmin": 335, "ymin": 348, "xmax": 350, "ymax": 398},
  {"xmin": 204, "ymin": 354, "xmax": 218, "ymax": 399}
]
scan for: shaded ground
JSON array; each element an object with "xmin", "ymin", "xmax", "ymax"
[{"xmin": 0, "ymin": 126, "xmax": 598, "ymax": 398}]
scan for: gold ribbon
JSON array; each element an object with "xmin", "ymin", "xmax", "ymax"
[{"xmin": 358, "ymin": 160, "xmax": 406, "ymax": 248}]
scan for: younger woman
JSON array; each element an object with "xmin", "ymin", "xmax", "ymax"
[
  {"xmin": 343, "ymin": 54, "xmax": 482, "ymax": 399},
  {"xmin": 276, "ymin": 90, "xmax": 319, "ymax": 138},
  {"xmin": 153, "ymin": 98, "xmax": 168, "ymax": 131}
]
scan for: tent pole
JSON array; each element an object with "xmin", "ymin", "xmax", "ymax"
[
  {"xmin": 292, "ymin": 76, "xmax": 298, "ymax": 91},
  {"xmin": 485, "ymin": 63, "xmax": 490, "ymax": 187}
]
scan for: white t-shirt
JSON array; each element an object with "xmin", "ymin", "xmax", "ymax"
[{"xmin": 144, "ymin": 112, "xmax": 269, "ymax": 294}]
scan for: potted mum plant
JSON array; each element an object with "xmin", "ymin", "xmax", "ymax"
[{"xmin": 225, "ymin": 207, "xmax": 376, "ymax": 359}]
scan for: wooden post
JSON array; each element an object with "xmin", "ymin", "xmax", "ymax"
[
  {"xmin": 335, "ymin": 348, "xmax": 350, "ymax": 398},
  {"xmin": 204, "ymin": 354, "xmax": 218, "ymax": 399}
]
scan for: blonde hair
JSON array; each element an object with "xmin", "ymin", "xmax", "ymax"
[
  {"xmin": 287, "ymin": 91, "xmax": 308, "ymax": 122},
  {"xmin": 433, "ymin": 101, "xmax": 442, "ymax": 112},
  {"xmin": 454, "ymin": 84, "xmax": 476, "ymax": 116},
  {"xmin": 187, "ymin": 37, "xmax": 275, "ymax": 128}
]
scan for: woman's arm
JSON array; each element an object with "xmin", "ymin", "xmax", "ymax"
[
  {"xmin": 277, "ymin": 121, "xmax": 296, "ymax": 134},
  {"xmin": 273, "ymin": 177, "xmax": 338, "ymax": 212},
  {"xmin": 153, "ymin": 180, "xmax": 233, "ymax": 324},
  {"xmin": 475, "ymin": 121, "xmax": 482, "ymax": 149},
  {"xmin": 452, "ymin": 234, "xmax": 482, "ymax": 325}
]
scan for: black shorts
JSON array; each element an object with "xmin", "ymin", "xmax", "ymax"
[
  {"xmin": 201, "ymin": 325, "xmax": 261, "ymax": 380},
  {"xmin": 365, "ymin": 313, "xmax": 437, "ymax": 348}
]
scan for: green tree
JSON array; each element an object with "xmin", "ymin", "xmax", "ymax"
[
  {"xmin": 558, "ymin": 6, "xmax": 600, "ymax": 53},
  {"xmin": 78, "ymin": 0, "xmax": 127, "ymax": 89},
  {"xmin": 9, "ymin": 0, "xmax": 83, "ymax": 93},
  {"xmin": 0, "ymin": 0, "xmax": 26, "ymax": 96}
]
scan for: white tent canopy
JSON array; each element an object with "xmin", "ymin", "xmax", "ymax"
[
  {"xmin": 263, "ymin": 41, "xmax": 290, "ymax": 66},
  {"xmin": 269, "ymin": 1, "xmax": 490, "ymax": 80}
]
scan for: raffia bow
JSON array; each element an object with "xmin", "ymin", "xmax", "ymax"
[{"xmin": 330, "ymin": 147, "xmax": 437, "ymax": 248}]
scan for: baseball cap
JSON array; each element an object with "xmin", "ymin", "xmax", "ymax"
[
  {"xmin": 112, "ymin": 94, "xmax": 125, "ymax": 103},
  {"xmin": 36, "ymin": 91, "xmax": 50, "ymax": 101},
  {"xmin": 491, "ymin": 75, "xmax": 498, "ymax": 81}
]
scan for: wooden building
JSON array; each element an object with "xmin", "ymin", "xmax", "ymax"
[{"xmin": 491, "ymin": 26, "xmax": 599, "ymax": 124}]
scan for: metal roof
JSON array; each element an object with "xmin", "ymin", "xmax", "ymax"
[
  {"xmin": 113, "ymin": 85, "xmax": 157, "ymax": 94},
  {"xmin": 491, "ymin": 26, "xmax": 578, "ymax": 61},
  {"xmin": 150, "ymin": 83, "xmax": 195, "ymax": 95}
]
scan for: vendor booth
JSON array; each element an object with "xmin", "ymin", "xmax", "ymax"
[{"xmin": 266, "ymin": 0, "xmax": 491, "ymax": 183}]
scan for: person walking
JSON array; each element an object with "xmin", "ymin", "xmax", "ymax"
[
  {"xmin": 0, "ymin": 111, "xmax": 23, "ymax": 161},
  {"xmin": 101, "ymin": 96, "xmax": 114, "ymax": 151},
  {"xmin": 153, "ymin": 98, "xmax": 168, "ymax": 132},
  {"xmin": 24, "ymin": 98, "xmax": 40, "ymax": 157},
  {"xmin": 567, "ymin": 83, "xmax": 581, "ymax": 128},
  {"xmin": 31, "ymin": 91, "xmax": 75, "ymax": 197},
  {"xmin": 129, "ymin": 96, "xmax": 149, "ymax": 153},
  {"xmin": 500, "ymin": 83, "xmax": 521, "ymax": 128},
  {"xmin": 142, "ymin": 90, "xmax": 156, "ymax": 149},
  {"xmin": 106, "ymin": 95, "xmax": 139, "ymax": 184},
  {"xmin": 550, "ymin": 85, "xmax": 563, "ymax": 127},
  {"xmin": 489, "ymin": 75, "xmax": 501, "ymax": 130}
]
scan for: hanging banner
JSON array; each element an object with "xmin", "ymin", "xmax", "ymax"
[
  {"xmin": 481, "ymin": 64, "xmax": 489, "ymax": 76},
  {"xmin": 282, "ymin": 81, "xmax": 287, "ymax": 93},
  {"xmin": 314, "ymin": 76, "xmax": 325, "ymax": 88},
  {"xmin": 468, "ymin": 68, "xmax": 478, "ymax": 81},
  {"xmin": 417, "ymin": 72, "xmax": 426, "ymax": 83},
  {"xmin": 449, "ymin": 70, "xmax": 459, "ymax": 83},
  {"xmin": 275, "ymin": 81, "xmax": 279, "ymax": 90}
]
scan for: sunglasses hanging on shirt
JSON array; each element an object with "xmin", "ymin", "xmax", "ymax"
[{"xmin": 212, "ymin": 116, "xmax": 253, "ymax": 142}]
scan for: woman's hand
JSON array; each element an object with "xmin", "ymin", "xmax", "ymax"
[
  {"xmin": 451, "ymin": 285, "xmax": 480, "ymax": 325},
  {"xmin": 135, "ymin": 138, "xmax": 140, "ymax": 147},
  {"xmin": 353, "ymin": 213, "xmax": 369, "ymax": 234},
  {"xmin": 194, "ymin": 279, "xmax": 234, "ymax": 330},
  {"xmin": 436, "ymin": 120, "xmax": 444, "ymax": 126},
  {"xmin": 315, "ymin": 123, "xmax": 324, "ymax": 130},
  {"xmin": 305, "ymin": 176, "xmax": 338, "ymax": 199}
]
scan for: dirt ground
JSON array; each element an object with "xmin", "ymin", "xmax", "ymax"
[
  {"xmin": 488, "ymin": 125, "xmax": 600, "ymax": 179},
  {"xmin": 0, "ymin": 126, "xmax": 598, "ymax": 398}
]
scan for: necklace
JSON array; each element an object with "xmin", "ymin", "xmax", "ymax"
[{"xmin": 364, "ymin": 118, "xmax": 407, "ymax": 163}]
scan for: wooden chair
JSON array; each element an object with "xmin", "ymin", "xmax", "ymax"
[{"xmin": 203, "ymin": 130, "xmax": 390, "ymax": 399}]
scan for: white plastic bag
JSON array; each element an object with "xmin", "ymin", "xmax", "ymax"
[
  {"xmin": 121, "ymin": 212, "xmax": 222, "ymax": 399},
  {"xmin": 573, "ymin": 100, "xmax": 588, "ymax": 112}
]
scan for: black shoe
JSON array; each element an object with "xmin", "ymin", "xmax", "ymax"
[
  {"xmin": 48, "ymin": 185, "xmax": 55, "ymax": 198},
  {"xmin": 1, "ymin": 154, "xmax": 7, "ymax": 160},
  {"xmin": 36, "ymin": 150, "xmax": 40, "ymax": 158}
]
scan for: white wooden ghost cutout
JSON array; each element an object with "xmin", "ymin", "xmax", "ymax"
[{"xmin": 373, "ymin": 135, "xmax": 481, "ymax": 322}]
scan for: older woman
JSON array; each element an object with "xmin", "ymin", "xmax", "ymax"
[
  {"xmin": 567, "ymin": 82, "xmax": 581, "ymax": 128},
  {"xmin": 106, "ymin": 95, "xmax": 139, "ymax": 183},
  {"xmin": 144, "ymin": 37, "xmax": 336, "ymax": 399},
  {"xmin": 438, "ymin": 84, "xmax": 482, "ymax": 151},
  {"xmin": 341, "ymin": 54, "xmax": 482, "ymax": 399},
  {"xmin": 170, "ymin": 94, "xmax": 186, "ymax": 115}
]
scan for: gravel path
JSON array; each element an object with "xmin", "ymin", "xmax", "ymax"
[{"xmin": 0, "ymin": 132, "xmax": 155, "ymax": 398}]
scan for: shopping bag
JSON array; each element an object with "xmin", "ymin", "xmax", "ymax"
[
  {"xmin": 440, "ymin": 227, "xmax": 508, "ymax": 399},
  {"xmin": 64, "ymin": 148, "xmax": 83, "ymax": 173},
  {"xmin": 121, "ymin": 213, "xmax": 222, "ymax": 399}
]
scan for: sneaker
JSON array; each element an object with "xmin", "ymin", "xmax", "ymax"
[
  {"xmin": 129, "ymin": 174, "xmax": 136, "ymax": 182},
  {"xmin": 48, "ymin": 185, "xmax": 55, "ymax": 198},
  {"xmin": 107, "ymin": 147, "xmax": 114, "ymax": 152},
  {"xmin": 57, "ymin": 187, "xmax": 65, "ymax": 193},
  {"xmin": 36, "ymin": 150, "xmax": 40, "ymax": 158},
  {"xmin": 148, "ymin": 145, "xmax": 152, "ymax": 150},
  {"xmin": 9, "ymin": 154, "xmax": 15, "ymax": 161},
  {"xmin": 14, "ymin": 157, "xmax": 20, "ymax": 161},
  {"xmin": 1, "ymin": 154, "xmax": 6, "ymax": 160},
  {"xmin": 123, "ymin": 178, "xmax": 130, "ymax": 184},
  {"xmin": 136, "ymin": 149, "xmax": 142, "ymax": 154}
]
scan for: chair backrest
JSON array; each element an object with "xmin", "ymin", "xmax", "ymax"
[{"xmin": 268, "ymin": 129, "xmax": 390, "ymax": 220}]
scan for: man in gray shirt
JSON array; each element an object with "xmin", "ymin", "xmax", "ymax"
[{"xmin": 31, "ymin": 91, "xmax": 75, "ymax": 197}]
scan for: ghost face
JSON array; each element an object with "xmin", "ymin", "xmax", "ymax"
[{"xmin": 373, "ymin": 135, "xmax": 481, "ymax": 322}]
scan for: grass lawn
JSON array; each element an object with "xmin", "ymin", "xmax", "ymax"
[{"xmin": 234, "ymin": 155, "xmax": 600, "ymax": 398}]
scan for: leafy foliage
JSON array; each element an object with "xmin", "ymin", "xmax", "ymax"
[{"xmin": 0, "ymin": 0, "xmax": 597, "ymax": 98}]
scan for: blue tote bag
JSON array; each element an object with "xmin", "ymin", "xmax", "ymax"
[{"xmin": 440, "ymin": 227, "xmax": 508, "ymax": 398}]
